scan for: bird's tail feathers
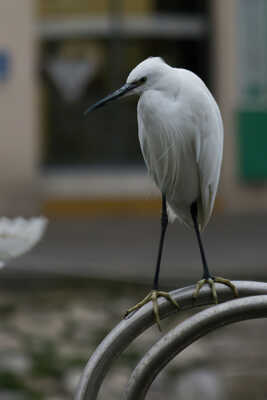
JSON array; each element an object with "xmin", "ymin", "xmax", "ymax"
[
  {"xmin": 167, "ymin": 202, "xmax": 204, "ymax": 231},
  {"xmin": 166, "ymin": 203, "xmax": 177, "ymax": 224}
]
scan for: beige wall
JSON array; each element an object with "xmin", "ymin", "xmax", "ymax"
[
  {"xmin": 0, "ymin": 0, "xmax": 40, "ymax": 215},
  {"xmin": 212, "ymin": 0, "xmax": 267, "ymax": 214}
]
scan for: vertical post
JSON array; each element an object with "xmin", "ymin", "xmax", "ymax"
[{"xmin": 0, "ymin": 0, "xmax": 40, "ymax": 215}]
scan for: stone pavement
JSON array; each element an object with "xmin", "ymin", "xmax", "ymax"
[{"xmin": 4, "ymin": 213, "xmax": 267, "ymax": 285}]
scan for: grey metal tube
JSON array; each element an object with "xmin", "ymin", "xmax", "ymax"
[
  {"xmin": 75, "ymin": 281, "xmax": 267, "ymax": 400},
  {"xmin": 124, "ymin": 295, "xmax": 267, "ymax": 400}
]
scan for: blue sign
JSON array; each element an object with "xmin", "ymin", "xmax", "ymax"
[{"xmin": 0, "ymin": 51, "xmax": 10, "ymax": 82}]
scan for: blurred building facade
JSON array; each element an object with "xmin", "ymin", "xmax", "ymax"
[{"xmin": 1, "ymin": 0, "xmax": 267, "ymax": 217}]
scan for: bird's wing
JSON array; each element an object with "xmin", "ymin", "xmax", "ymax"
[
  {"xmin": 196, "ymin": 98, "xmax": 223, "ymax": 231},
  {"xmin": 138, "ymin": 99, "xmax": 198, "ymax": 229},
  {"xmin": 137, "ymin": 105, "xmax": 182, "ymax": 196}
]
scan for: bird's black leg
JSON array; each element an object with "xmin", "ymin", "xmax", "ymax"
[
  {"xmin": 153, "ymin": 194, "xmax": 168, "ymax": 290},
  {"xmin": 124, "ymin": 194, "xmax": 179, "ymax": 330},
  {"xmin": 190, "ymin": 201, "xmax": 238, "ymax": 303},
  {"xmin": 190, "ymin": 201, "xmax": 212, "ymax": 280}
]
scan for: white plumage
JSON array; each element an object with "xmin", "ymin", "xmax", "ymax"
[
  {"xmin": 0, "ymin": 217, "xmax": 47, "ymax": 268},
  {"xmin": 127, "ymin": 57, "xmax": 223, "ymax": 230},
  {"xmin": 85, "ymin": 57, "xmax": 235, "ymax": 328}
]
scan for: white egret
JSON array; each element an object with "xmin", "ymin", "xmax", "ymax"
[{"xmin": 85, "ymin": 57, "xmax": 238, "ymax": 329}]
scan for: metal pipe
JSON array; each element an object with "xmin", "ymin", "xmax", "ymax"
[
  {"xmin": 124, "ymin": 295, "xmax": 267, "ymax": 400},
  {"xmin": 75, "ymin": 281, "xmax": 267, "ymax": 400}
]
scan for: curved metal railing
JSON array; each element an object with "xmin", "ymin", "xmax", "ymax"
[{"xmin": 75, "ymin": 281, "xmax": 267, "ymax": 400}]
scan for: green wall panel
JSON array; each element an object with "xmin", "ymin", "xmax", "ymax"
[{"xmin": 237, "ymin": 110, "xmax": 267, "ymax": 181}]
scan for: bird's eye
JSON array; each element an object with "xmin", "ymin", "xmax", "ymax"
[{"xmin": 130, "ymin": 77, "xmax": 147, "ymax": 86}]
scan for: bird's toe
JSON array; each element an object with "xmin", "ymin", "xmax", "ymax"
[
  {"xmin": 123, "ymin": 290, "xmax": 180, "ymax": 330},
  {"xmin": 193, "ymin": 276, "xmax": 238, "ymax": 304},
  {"xmin": 214, "ymin": 277, "xmax": 239, "ymax": 298}
]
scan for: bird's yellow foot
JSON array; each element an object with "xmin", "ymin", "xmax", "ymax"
[
  {"xmin": 193, "ymin": 276, "xmax": 238, "ymax": 304},
  {"xmin": 124, "ymin": 290, "xmax": 180, "ymax": 331}
]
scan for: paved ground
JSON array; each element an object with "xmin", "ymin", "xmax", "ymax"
[{"xmin": 3, "ymin": 213, "xmax": 267, "ymax": 285}]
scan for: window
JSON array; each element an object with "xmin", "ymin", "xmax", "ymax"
[{"xmin": 39, "ymin": 2, "xmax": 210, "ymax": 168}]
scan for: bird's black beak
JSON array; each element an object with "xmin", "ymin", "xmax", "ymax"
[{"xmin": 84, "ymin": 82, "xmax": 137, "ymax": 116}]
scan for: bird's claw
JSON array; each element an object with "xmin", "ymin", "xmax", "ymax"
[
  {"xmin": 214, "ymin": 276, "xmax": 239, "ymax": 298},
  {"xmin": 124, "ymin": 290, "xmax": 180, "ymax": 331},
  {"xmin": 193, "ymin": 276, "xmax": 238, "ymax": 304},
  {"xmin": 123, "ymin": 292, "xmax": 153, "ymax": 318}
]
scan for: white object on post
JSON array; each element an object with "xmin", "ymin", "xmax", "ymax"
[{"xmin": 0, "ymin": 217, "xmax": 48, "ymax": 267}]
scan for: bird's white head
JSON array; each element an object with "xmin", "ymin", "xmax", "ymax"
[
  {"xmin": 84, "ymin": 57, "xmax": 171, "ymax": 115},
  {"xmin": 126, "ymin": 57, "xmax": 170, "ymax": 94}
]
